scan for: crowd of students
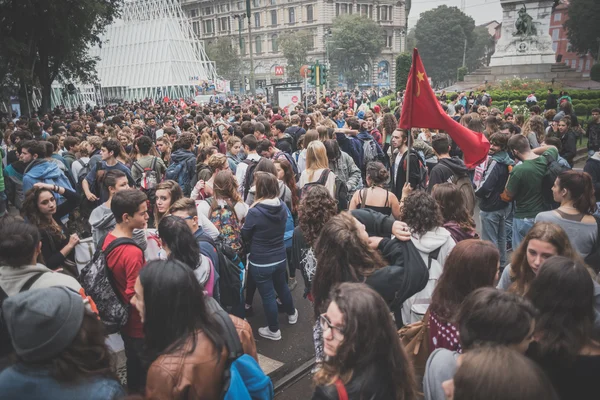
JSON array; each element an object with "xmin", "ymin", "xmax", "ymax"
[{"xmin": 0, "ymin": 91, "xmax": 598, "ymax": 399}]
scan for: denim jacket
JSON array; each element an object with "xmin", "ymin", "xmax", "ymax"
[{"xmin": 0, "ymin": 364, "xmax": 125, "ymax": 400}]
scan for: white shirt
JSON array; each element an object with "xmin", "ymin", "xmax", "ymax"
[
  {"xmin": 197, "ymin": 199, "xmax": 249, "ymax": 222},
  {"xmin": 71, "ymin": 157, "xmax": 90, "ymax": 180},
  {"xmin": 235, "ymin": 153, "xmax": 262, "ymax": 195},
  {"xmin": 298, "ymin": 168, "xmax": 336, "ymax": 199}
]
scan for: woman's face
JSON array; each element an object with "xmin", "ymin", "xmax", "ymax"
[
  {"xmin": 353, "ymin": 217, "xmax": 370, "ymax": 244},
  {"xmin": 37, "ymin": 191, "xmax": 57, "ymax": 215},
  {"xmin": 110, "ymin": 176, "xmax": 130, "ymax": 195},
  {"xmin": 305, "ymin": 118, "xmax": 312, "ymax": 127},
  {"xmin": 231, "ymin": 142, "xmax": 241, "ymax": 155},
  {"xmin": 222, "ymin": 129, "xmax": 230, "ymax": 142},
  {"xmin": 322, "ymin": 301, "xmax": 345, "ymax": 357},
  {"xmin": 131, "ymin": 277, "xmax": 145, "ymax": 323},
  {"xmin": 274, "ymin": 163, "xmax": 284, "ymax": 180},
  {"xmin": 157, "ymin": 141, "xmax": 168, "ymax": 154},
  {"xmin": 551, "ymin": 178, "xmax": 566, "ymax": 203},
  {"xmin": 119, "ymin": 135, "xmax": 128, "ymax": 147},
  {"xmin": 155, "ymin": 189, "xmax": 172, "ymax": 214},
  {"xmin": 526, "ymin": 239, "xmax": 558, "ymax": 275}
]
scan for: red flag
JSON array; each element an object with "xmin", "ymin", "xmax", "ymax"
[{"xmin": 399, "ymin": 49, "xmax": 489, "ymax": 168}]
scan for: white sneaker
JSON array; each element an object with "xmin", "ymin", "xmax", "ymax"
[
  {"xmin": 258, "ymin": 327, "xmax": 282, "ymax": 341},
  {"xmin": 288, "ymin": 308, "xmax": 299, "ymax": 324}
]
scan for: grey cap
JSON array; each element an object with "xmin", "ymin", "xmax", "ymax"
[{"xmin": 3, "ymin": 286, "xmax": 85, "ymax": 362}]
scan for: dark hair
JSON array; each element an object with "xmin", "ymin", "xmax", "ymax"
[
  {"xmin": 158, "ymin": 216, "xmax": 199, "ymax": 271},
  {"xmin": 457, "ymin": 288, "xmax": 537, "ymax": 351},
  {"xmin": 274, "ymin": 121, "xmax": 286, "ymax": 132},
  {"xmin": 139, "ymin": 260, "xmax": 224, "ymax": 364},
  {"xmin": 274, "ymin": 159, "xmax": 299, "ymax": 213},
  {"xmin": 556, "ymin": 171, "xmax": 597, "ymax": 214},
  {"xmin": 241, "ymin": 134, "xmax": 258, "ymax": 150},
  {"xmin": 381, "ymin": 113, "xmax": 397, "ymax": 136},
  {"xmin": 323, "ymin": 139, "xmax": 341, "ymax": 162},
  {"xmin": 526, "ymin": 256, "xmax": 595, "ymax": 364},
  {"xmin": 365, "ymin": 161, "xmax": 389, "ymax": 187},
  {"xmin": 177, "ymin": 133, "xmax": 195, "ymax": 150},
  {"xmin": 346, "ymin": 117, "xmax": 360, "ymax": 130},
  {"xmin": 592, "ymin": 107, "xmax": 600, "ymax": 114},
  {"xmin": 254, "ymin": 171, "xmax": 279, "ymax": 200},
  {"xmin": 431, "ymin": 133, "xmax": 450, "ymax": 155},
  {"xmin": 507, "ymin": 134, "xmax": 530, "ymax": 154},
  {"xmin": 21, "ymin": 140, "xmax": 46, "ymax": 158},
  {"xmin": 63, "ymin": 136, "xmax": 79, "ymax": 152},
  {"xmin": 25, "ymin": 311, "xmax": 117, "ymax": 383},
  {"xmin": 431, "ymin": 182, "xmax": 476, "ymax": 233},
  {"xmin": 429, "ymin": 240, "xmax": 499, "ymax": 322},
  {"xmin": 111, "ymin": 189, "xmax": 147, "ymax": 223},
  {"xmin": 452, "ymin": 346, "xmax": 559, "ymax": 400},
  {"xmin": 400, "ymin": 191, "xmax": 443, "ymax": 237},
  {"xmin": 299, "ymin": 185, "xmax": 338, "ymax": 246},
  {"xmin": 489, "ymin": 132, "xmax": 509, "ymax": 150},
  {"xmin": 0, "ymin": 219, "xmax": 41, "ymax": 267},
  {"xmin": 135, "ymin": 136, "xmax": 153, "ymax": 155},
  {"xmin": 530, "ymin": 105, "xmax": 541, "ymax": 114},
  {"xmin": 255, "ymin": 139, "xmax": 273, "ymax": 156},
  {"xmin": 467, "ymin": 118, "xmax": 485, "ymax": 133},
  {"xmin": 21, "ymin": 187, "xmax": 65, "ymax": 241},
  {"xmin": 313, "ymin": 212, "xmax": 386, "ymax": 317},
  {"xmin": 101, "ymin": 139, "xmax": 121, "ymax": 158},
  {"xmin": 544, "ymin": 136, "xmax": 562, "ymax": 150},
  {"xmin": 103, "ymin": 169, "xmax": 127, "ymax": 191},
  {"xmin": 314, "ymin": 283, "xmax": 418, "ymax": 400}
]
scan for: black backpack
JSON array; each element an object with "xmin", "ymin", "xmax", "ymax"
[
  {"xmin": 0, "ymin": 273, "xmax": 44, "ymax": 360},
  {"xmin": 242, "ymin": 158, "xmax": 260, "ymax": 201},
  {"xmin": 198, "ymin": 236, "xmax": 245, "ymax": 308},
  {"xmin": 542, "ymin": 153, "xmax": 570, "ymax": 210},
  {"xmin": 300, "ymin": 169, "xmax": 348, "ymax": 211},
  {"xmin": 584, "ymin": 215, "xmax": 600, "ymax": 274}
]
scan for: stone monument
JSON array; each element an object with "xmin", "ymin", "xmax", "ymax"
[{"xmin": 490, "ymin": 0, "xmax": 556, "ymax": 67}]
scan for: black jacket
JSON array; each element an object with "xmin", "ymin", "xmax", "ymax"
[
  {"xmin": 390, "ymin": 149, "xmax": 422, "ymax": 199},
  {"xmin": 560, "ymin": 130, "xmax": 577, "ymax": 167},
  {"xmin": 475, "ymin": 152, "xmax": 513, "ymax": 212},
  {"xmin": 584, "ymin": 156, "xmax": 600, "ymax": 202},
  {"xmin": 545, "ymin": 93, "xmax": 558, "ymax": 110},
  {"xmin": 427, "ymin": 157, "xmax": 469, "ymax": 192},
  {"xmin": 312, "ymin": 365, "xmax": 394, "ymax": 400},
  {"xmin": 587, "ymin": 121, "xmax": 600, "ymax": 152}
]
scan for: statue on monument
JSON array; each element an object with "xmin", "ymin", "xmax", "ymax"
[{"xmin": 514, "ymin": 5, "xmax": 537, "ymax": 36}]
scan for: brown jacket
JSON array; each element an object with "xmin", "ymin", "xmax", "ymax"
[{"xmin": 145, "ymin": 315, "xmax": 258, "ymax": 400}]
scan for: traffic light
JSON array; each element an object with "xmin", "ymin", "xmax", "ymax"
[
  {"xmin": 308, "ymin": 65, "xmax": 316, "ymax": 86},
  {"xmin": 320, "ymin": 64, "xmax": 328, "ymax": 86}
]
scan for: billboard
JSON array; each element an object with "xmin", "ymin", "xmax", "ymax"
[{"xmin": 275, "ymin": 87, "xmax": 303, "ymax": 114}]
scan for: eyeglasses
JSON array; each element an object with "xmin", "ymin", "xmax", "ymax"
[
  {"xmin": 182, "ymin": 215, "xmax": 195, "ymax": 220},
  {"xmin": 319, "ymin": 314, "xmax": 345, "ymax": 340}
]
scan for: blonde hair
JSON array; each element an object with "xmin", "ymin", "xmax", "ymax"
[
  {"xmin": 226, "ymin": 136, "xmax": 241, "ymax": 151},
  {"xmin": 306, "ymin": 141, "xmax": 329, "ymax": 180},
  {"xmin": 207, "ymin": 153, "xmax": 228, "ymax": 172}
]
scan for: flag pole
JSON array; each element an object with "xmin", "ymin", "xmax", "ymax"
[{"xmin": 405, "ymin": 127, "xmax": 412, "ymax": 186}]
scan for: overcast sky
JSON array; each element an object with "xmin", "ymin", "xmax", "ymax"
[{"xmin": 407, "ymin": 0, "xmax": 503, "ymax": 28}]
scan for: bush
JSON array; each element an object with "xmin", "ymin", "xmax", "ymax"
[
  {"xmin": 574, "ymin": 103, "xmax": 588, "ymax": 115},
  {"xmin": 457, "ymin": 67, "xmax": 467, "ymax": 82},
  {"xmin": 395, "ymin": 52, "xmax": 412, "ymax": 92},
  {"xmin": 591, "ymin": 63, "xmax": 600, "ymax": 82}
]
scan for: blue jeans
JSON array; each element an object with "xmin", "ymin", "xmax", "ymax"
[
  {"xmin": 0, "ymin": 191, "xmax": 6, "ymax": 217},
  {"xmin": 512, "ymin": 217, "xmax": 535, "ymax": 250},
  {"xmin": 480, "ymin": 206, "xmax": 510, "ymax": 266},
  {"xmin": 250, "ymin": 260, "xmax": 295, "ymax": 332}
]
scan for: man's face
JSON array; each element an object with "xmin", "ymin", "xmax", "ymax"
[
  {"xmin": 489, "ymin": 142, "xmax": 502, "ymax": 155},
  {"xmin": 165, "ymin": 120, "xmax": 173, "ymax": 128},
  {"xmin": 171, "ymin": 210, "xmax": 196, "ymax": 232},
  {"xmin": 100, "ymin": 146, "xmax": 113, "ymax": 161},
  {"xmin": 260, "ymin": 147, "xmax": 274, "ymax": 158},
  {"xmin": 148, "ymin": 119, "xmax": 156, "ymax": 127},
  {"xmin": 366, "ymin": 117, "xmax": 374, "ymax": 130},
  {"xmin": 169, "ymin": 133, "xmax": 177, "ymax": 143},
  {"xmin": 254, "ymin": 131, "xmax": 266, "ymax": 141},
  {"xmin": 480, "ymin": 111, "xmax": 488, "ymax": 120},
  {"xmin": 592, "ymin": 111, "xmax": 600, "ymax": 122},
  {"xmin": 391, "ymin": 130, "xmax": 405, "ymax": 149},
  {"xmin": 500, "ymin": 128, "xmax": 511, "ymax": 135},
  {"xmin": 558, "ymin": 121, "xmax": 568, "ymax": 133},
  {"xmin": 126, "ymin": 202, "xmax": 149, "ymax": 230},
  {"xmin": 20, "ymin": 148, "xmax": 34, "ymax": 164}
]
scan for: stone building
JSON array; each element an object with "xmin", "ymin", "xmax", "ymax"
[{"xmin": 179, "ymin": 0, "xmax": 408, "ymax": 91}]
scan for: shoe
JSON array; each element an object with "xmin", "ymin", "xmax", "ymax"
[
  {"xmin": 288, "ymin": 277, "xmax": 298, "ymax": 291},
  {"xmin": 288, "ymin": 308, "xmax": 299, "ymax": 324},
  {"xmin": 258, "ymin": 327, "xmax": 282, "ymax": 341},
  {"xmin": 244, "ymin": 304, "xmax": 254, "ymax": 316}
]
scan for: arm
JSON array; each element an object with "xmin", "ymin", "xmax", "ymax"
[
  {"xmin": 123, "ymin": 248, "xmax": 144, "ymax": 302},
  {"xmin": 40, "ymin": 231, "xmax": 67, "ymax": 270},
  {"xmin": 344, "ymin": 154, "xmax": 362, "ymax": 193},
  {"xmin": 427, "ymin": 164, "xmax": 446, "ymax": 193},
  {"xmin": 532, "ymin": 145, "xmax": 557, "ymax": 155},
  {"xmin": 351, "ymin": 208, "xmax": 395, "ymax": 236},
  {"xmin": 241, "ymin": 209, "xmax": 257, "ymax": 244},
  {"xmin": 83, "ymin": 163, "xmax": 99, "ymax": 201},
  {"xmin": 389, "ymin": 192, "xmax": 402, "ymax": 220},
  {"xmin": 475, "ymin": 162, "xmax": 500, "ymax": 199},
  {"xmin": 408, "ymin": 153, "xmax": 422, "ymax": 189},
  {"xmin": 501, "ymin": 170, "xmax": 518, "ymax": 203},
  {"xmin": 198, "ymin": 210, "xmax": 219, "ymax": 239},
  {"xmin": 348, "ymin": 190, "xmax": 360, "ymax": 210},
  {"xmin": 53, "ymin": 187, "xmax": 79, "ymax": 220},
  {"xmin": 131, "ymin": 163, "xmax": 142, "ymax": 182},
  {"xmin": 563, "ymin": 132, "xmax": 577, "ymax": 161}
]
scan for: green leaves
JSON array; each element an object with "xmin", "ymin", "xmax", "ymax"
[
  {"xmin": 565, "ymin": 0, "xmax": 600, "ymax": 60},
  {"xmin": 206, "ymin": 38, "xmax": 243, "ymax": 82},
  {"xmin": 279, "ymin": 30, "xmax": 313, "ymax": 81}
]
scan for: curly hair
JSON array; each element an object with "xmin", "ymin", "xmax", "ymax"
[
  {"xmin": 431, "ymin": 183, "xmax": 476, "ymax": 233},
  {"xmin": 21, "ymin": 187, "xmax": 65, "ymax": 241},
  {"xmin": 399, "ymin": 191, "xmax": 443, "ymax": 237},
  {"xmin": 299, "ymin": 185, "xmax": 338, "ymax": 246}
]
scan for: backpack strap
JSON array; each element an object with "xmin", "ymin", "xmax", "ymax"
[
  {"xmin": 150, "ymin": 156, "xmax": 157, "ymax": 171},
  {"xmin": 205, "ymin": 296, "xmax": 244, "ymax": 358},
  {"xmin": 334, "ymin": 378, "xmax": 349, "ymax": 400},
  {"xmin": 20, "ymin": 273, "xmax": 45, "ymax": 292},
  {"xmin": 132, "ymin": 161, "xmax": 144, "ymax": 174},
  {"xmin": 316, "ymin": 169, "xmax": 330, "ymax": 185},
  {"xmin": 427, "ymin": 246, "xmax": 443, "ymax": 270},
  {"xmin": 360, "ymin": 188, "xmax": 367, "ymax": 209}
]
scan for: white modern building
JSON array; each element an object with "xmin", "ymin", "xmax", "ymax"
[{"xmin": 179, "ymin": 0, "xmax": 408, "ymax": 90}]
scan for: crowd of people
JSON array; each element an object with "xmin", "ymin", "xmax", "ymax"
[{"xmin": 0, "ymin": 88, "xmax": 598, "ymax": 400}]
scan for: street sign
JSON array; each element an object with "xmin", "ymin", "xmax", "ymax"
[
  {"xmin": 291, "ymin": 95, "xmax": 298, "ymax": 103},
  {"xmin": 274, "ymin": 66, "xmax": 284, "ymax": 76}
]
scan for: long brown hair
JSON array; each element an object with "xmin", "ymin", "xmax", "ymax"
[
  {"xmin": 154, "ymin": 180, "xmax": 183, "ymax": 227},
  {"xmin": 509, "ymin": 222, "xmax": 576, "ymax": 295},
  {"xmin": 274, "ymin": 159, "xmax": 299, "ymax": 213},
  {"xmin": 211, "ymin": 170, "xmax": 242, "ymax": 211},
  {"xmin": 429, "ymin": 240, "xmax": 499, "ymax": 322},
  {"xmin": 21, "ymin": 187, "xmax": 64, "ymax": 240},
  {"xmin": 312, "ymin": 212, "xmax": 386, "ymax": 317},
  {"xmin": 556, "ymin": 171, "xmax": 597, "ymax": 214},
  {"xmin": 431, "ymin": 182, "xmax": 476, "ymax": 232},
  {"xmin": 314, "ymin": 283, "xmax": 419, "ymax": 400}
]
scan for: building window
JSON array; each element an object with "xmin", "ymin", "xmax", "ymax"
[
  {"xmin": 378, "ymin": 6, "xmax": 392, "ymax": 21},
  {"xmin": 189, "ymin": 9, "xmax": 197, "ymax": 18},
  {"xmin": 238, "ymin": 17, "xmax": 245, "ymax": 30},
  {"xmin": 270, "ymin": 0, "xmax": 276, "ymax": 4},
  {"xmin": 240, "ymin": 37, "xmax": 246, "ymax": 55},
  {"xmin": 237, "ymin": 2, "xmax": 243, "ymax": 10},
  {"xmin": 253, "ymin": 0, "xmax": 260, "ymax": 7},
  {"xmin": 289, "ymin": 7, "xmax": 295, "ymax": 23},
  {"xmin": 552, "ymin": 42, "xmax": 558, "ymax": 52},
  {"xmin": 255, "ymin": 12, "xmax": 261, "ymax": 27},
  {"xmin": 203, "ymin": 20, "xmax": 214, "ymax": 34},
  {"xmin": 551, "ymin": 28, "xmax": 559, "ymax": 41},
  {"xmin": 192, "ymin": 21, "xmax": 199, "ymax": 35},
  {"xmin": 255, "ymin": 36, "xmax": 262, "ymax": 53},
  {"xmin": 219, "ymin": 17, "xmax": 230, "ymax": 32},
  {"xmin": 383, "ymin": 34, "xmax": 392, "ymax": 48},
  {"xmin": 204, "ymin": 6, "xmax": 212, "ymax": 15},
  {"xmin": 271, "ymin": 34, "xmax": 279, "ymax": 52},
  {"xmin": 567, "ymin": 42, "xmax": 573, "ymax": 52},
  {"xmin": 586, "ymin": 59, "xmax": 591, "ymax": 71},
  {"xmin": 571, "ymin": 59, "xmax": 576, "ymax": 68},
  {"xmin": 554, "ymin": 13, "xmax": 561, "ymax": 22},
  {"xmin": 271, "ymin": 10, "xmax": 277, "ymax": 26},
  {"xmin": 360, "ymin": 4, "xmax": 368, "ymax": 16},
  {"xmin": 307, "ymin": 5, "xmax": 314, "ymax": 22}
]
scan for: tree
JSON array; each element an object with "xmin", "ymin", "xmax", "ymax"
[
  {"xmin": 406, "ymin": 28, "xmax": 417, "ymax": 52},
  {"xmin": 395, "ymin": 52, "xmax": 412, "ymax": 92},
  {"xmin": 205, "ymin": 38, "xmax": 243, "ymax": 82},
  {"xmin": 0, "ymin": 0, "xmax": 122, "ymax": 114},
  {"xmin": 565, "ymin": 0, "xmax": 600, "ymax": 60},
  {"xmin": 278, "ymin": 30, "xmax": 313, "ymax": 81},
  {"xmin": 466, "ymin": 26, "xmax": 495, "ymax": 71},
  {"xmin": 329, "ymin": 14, "xmax": 384, "ymax": 88},
  {"xmin": 414, "ymin": 5, "xmax": 477, "ymax": 87}
]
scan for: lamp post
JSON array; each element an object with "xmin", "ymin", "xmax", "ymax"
[
  {"xmin": 324, "ymin": 28, "xmax": 332, "ymax": 90},
  {"xmin": 245, "ymin": 0, "xmax": 256, "ymax": 96},
  {"xmin": 233, "ymin": 14, "xmax": 246, "ymax": 94}
]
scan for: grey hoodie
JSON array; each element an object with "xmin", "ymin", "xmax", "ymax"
[
  {"xmin": 89, "ymin": 204, "xmax": 147, "ymax": 250},
  {"xmin": 0, "ymin": 263, "xmax": 81, "ymax": 296}
]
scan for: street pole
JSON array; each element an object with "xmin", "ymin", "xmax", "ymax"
[
  {"xmin": 315, "ymin": 60, "xmax": 321, "ymax": 105},
  {"xmin": 233, "ymin": 14, "xmax": 246, "ymax": 94},
  {"xmin": 304, "ymin": 69, "xmax": 308, "ymax": 110},
  {"xmin": 462, "ymin": 36, "xmax": 467, "ymax": 68},
  {"xmin": 247, "ymin": 14, "xmax": 255, "ymax": 96}
]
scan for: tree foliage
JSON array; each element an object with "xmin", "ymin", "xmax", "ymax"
[
  {"xmin": 0, "ymin": 0, "xmax": 122, "ymax": 114},
  {"xmin": 396, "ymin": 52, "xmax": 412, "ymax": 92},
  {"xmin": 206, "ymin": 37, "xmax": 243, "ymax": 82},
  {"xmin": 468, "ymin": 26, "xmax": 495, "ymax": 70},
  {"xmin": 565, "ymin": 0, "xmax": 600, "ymax": 59},
  {"xmin": 329, "ymin": 14, "xmax": 384, "ymax": 88},
  {"xmin": 414, "ymin": 5, "xmax": 481, "ymax": 87},
  {"xmin": 278, "ymin": 30, "xmax": 313, "ymax": 81}
]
